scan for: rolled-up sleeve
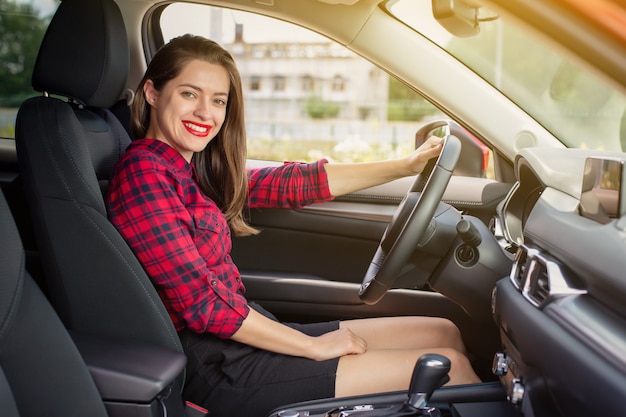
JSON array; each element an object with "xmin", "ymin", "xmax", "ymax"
[{"xmin": 247, "ymin": 159, "xmax": 334, "ymax": 209}]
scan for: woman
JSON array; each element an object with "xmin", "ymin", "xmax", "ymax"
[{"xmin": 107, "ymin": 34, "xmax": 480, "ymax": 417}]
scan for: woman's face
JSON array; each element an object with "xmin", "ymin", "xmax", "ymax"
[{"xmin": 143, "ymin": 59, "xmax": 230, "ymax": 162}]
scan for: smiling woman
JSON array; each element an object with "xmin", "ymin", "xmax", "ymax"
[
  {"xmin": 106, "ymin": 33, "xmax": 480, "ymax": 417},
  {"xmin": 142, "ymin": 59, "xmax": 229, "ymax": 161}
]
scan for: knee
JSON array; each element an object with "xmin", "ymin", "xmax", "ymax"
[
  {"xmin": 431, "ymin": 347, "xmax": 479, "ymax": 384},
  {"xmin": 431, "ymin": 317, "xmax": 464, "ymax": 349},
  {"xmin": 435, "ymin": 347, "xmax": 468, "ymax": 366}
]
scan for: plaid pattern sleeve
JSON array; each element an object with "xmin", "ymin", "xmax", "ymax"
[
  {"xmin": 246, "ymin": 159, "xmax": 335, "ymax": 209},
  {"xmin": 107, "ymin": 140, "xmax": 249, "ymax": 338}
]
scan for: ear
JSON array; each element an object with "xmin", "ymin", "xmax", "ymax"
[{"xmin": 144, "ymin": 80, "xmax": 158, "ymax": 107}]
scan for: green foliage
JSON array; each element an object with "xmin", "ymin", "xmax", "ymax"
[
  {"xmin": 387, "ymin": 77, "xmax": 440, "ymax": 121},
  {"xmin": 0, "ymin": 122, "xmax": 15, "ymax": 137},
  {"xmin": 305, "ymin": 95, "xmax": 340, "ymax": 119},
  {"xmin": 0, "ymin": 0, "xmax": 51, "ymax": 105},
  {"xmin": 387, "ymin": 99, "xmax": 440, "ymax": 122}
]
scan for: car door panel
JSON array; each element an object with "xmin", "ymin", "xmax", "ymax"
[
  {"xmin": 232, "ymin": 172, "xmax": 512, "ymax": 323},
  {"xmin": 242, "ymin": 272, "xmax": 472, "ymax": 325}
]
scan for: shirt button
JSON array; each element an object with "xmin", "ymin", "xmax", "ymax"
[{"xmin": 210, "ymin": 280, "xmax": 217, "ymax": 286}]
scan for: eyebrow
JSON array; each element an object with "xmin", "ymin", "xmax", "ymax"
[{"xmin": 179, "ymin": 83, "xmax": 229, "ymax": 97}]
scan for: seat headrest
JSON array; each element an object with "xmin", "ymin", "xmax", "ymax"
[{"xmin": 32, "ymin": 0, "xmax": 129, "ymax": 109}]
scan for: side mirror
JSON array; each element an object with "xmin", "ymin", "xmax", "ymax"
[{"xmin": 415, "ymin": 120, "xmax": 489, "ymax": 178}]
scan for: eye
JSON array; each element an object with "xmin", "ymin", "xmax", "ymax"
[
  {"xmin": 214, "ymin": 98, "xmax": 227, "ymax": 106},
  {"xmin": 181, "ymin": 90, "xmax": 197, "ymax": 99}
]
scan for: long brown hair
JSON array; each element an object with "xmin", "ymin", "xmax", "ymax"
[{"xmin": 132, "ymin": 34, "xmax": 257, "ymax": 236}]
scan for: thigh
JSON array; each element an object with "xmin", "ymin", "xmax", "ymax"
[
  {"xmin": 335, "ymin": 346, "xmax": 478, "ymax": 397},
  {"xmin": 335, "ymin": 348, "xmax": 429, "ymax": 397},
  {"xmin": 339, "ymin": 316, "xmax": 465, "ymax": 351}
]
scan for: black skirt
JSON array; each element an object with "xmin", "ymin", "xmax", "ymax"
[{"xmin": 179, "ymin": 302, "xmax": 340, "ymax": 417}]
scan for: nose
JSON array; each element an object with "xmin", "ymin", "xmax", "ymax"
[{"xmin": 193, "ymin": 97, "xmax": 213, "ymax": 121}]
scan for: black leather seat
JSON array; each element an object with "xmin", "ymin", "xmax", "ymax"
[
  {"xmin": 0, "ymin": 191, "xmax": 109, "ymax": 417},
  {"xmin": 14, "ymin": 1, "xmax": 191, "ymax": 415},
  {"xmin": 15, "ymin": 0, "xmax": 183, "ymax": 359}
]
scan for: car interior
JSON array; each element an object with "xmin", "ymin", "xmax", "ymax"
[
  {"xmin": 0, "ymin": 191, "xmax": 110, "ymax": 417},
  {"xmin": 1, "ymin": 0, "xmax": 625, "ymax": 416}
]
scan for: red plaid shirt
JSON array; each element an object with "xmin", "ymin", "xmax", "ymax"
[{"xmin": 107, "ymin": 139, "xmax": 333, "ymax": 338}]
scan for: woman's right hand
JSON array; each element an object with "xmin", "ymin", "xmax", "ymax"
[
  {"xmin": 307, "ymin": 328, "xmax": 367, "ymax": 361},
  {"xmin": 232, "ymin": 308, "xmax": 367, "ymax": 360}
]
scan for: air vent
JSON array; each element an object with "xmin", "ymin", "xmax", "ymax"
[
  {"xmin": 519, "ymin": 246, "xmax": 587, "ymax": 308},
  {"xmin": 509, "ymin": 246, "xmax": 538, "ymax": 290},
  {"xmin": 525, "ymin": 260, "xmax": 550, "ymax": 307},
  {"xmin": 534, "ymin": 268, "xmax": 551, "ymax": 302}
]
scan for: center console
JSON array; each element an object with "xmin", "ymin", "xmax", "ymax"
[{"xmin": 268, "ymin": 355, "xmax": 516, "ymax": 417}]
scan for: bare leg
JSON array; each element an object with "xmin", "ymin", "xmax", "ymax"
[
  {"xmin": 335, "ymin": 316, "xmax": 480, "ymax": 397},
  {"xmin": 340, "ymin": 316, "xmax": 468, "ymax": 353},
  {"xmin": 335, "ymin": 347, "xmax": 478, "ymax": 397}
]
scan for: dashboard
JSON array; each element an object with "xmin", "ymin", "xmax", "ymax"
[
  {"xmin": 500, "ymin": 148, "xmax": 596, "ymax": 247},
  {"xmin": 491, "ymin": 147, "xmax": 626, "ymax": 417}
]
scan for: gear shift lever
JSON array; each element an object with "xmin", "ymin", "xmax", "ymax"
[
  {"xmin": 406, "ymin": 354, "xmax": 451, "ymax": 413},
  {"xmin": 320, "ymin": 354, "xmax": 451, "ymax": 417}
]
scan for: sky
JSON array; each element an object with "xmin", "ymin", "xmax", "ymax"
[
  {"xmin": 20, "ymin": 0, "xmax": 328, "ymax": 44},
  {"xmin": 161, "ymin": 3, "xmax": 329, "ymax": 44}
]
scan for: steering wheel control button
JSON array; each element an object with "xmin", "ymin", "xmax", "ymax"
[{"xmin": 492, "ymin": 352, "xmax": 509, "ymax": 376}]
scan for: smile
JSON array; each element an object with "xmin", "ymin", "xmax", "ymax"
[{"xmin": 183, "ymin": 121, "xmax": 211, "ymax": 137}]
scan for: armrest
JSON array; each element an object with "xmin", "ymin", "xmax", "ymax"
[{"xmin": 71, "ymin": 333, "xmax": 187, "ymax": 403}]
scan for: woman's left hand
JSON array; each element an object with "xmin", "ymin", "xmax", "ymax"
[{"xmin": 404, "ymin": 136, "xmax": 444, "ymax": 176}]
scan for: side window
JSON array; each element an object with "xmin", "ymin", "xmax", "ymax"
[
  {"xmin": 160, "ymin": 3, "xmax": 445, "ymax": 164},
  {"xmin": 0, "ymin": 0, "xmax": 54, "ymax": 139}
]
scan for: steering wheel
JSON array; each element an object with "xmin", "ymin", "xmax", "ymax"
[{"xmin": 359, "ymin": 134, "xmax": 461, "ymax": 304}]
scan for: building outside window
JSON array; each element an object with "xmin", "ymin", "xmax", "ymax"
[
  {"xmin": 301, "ymin": 75, "xmax": 314, "ymax": 92},
  {"xmin": 272, "ymin": 75, "xmax": 286, "ymax": 92},
  {"xmin": 332, "ymin": 75, "xmax": 345, "ymax": 92},
  {"xmin": 249, "ymin": 75, "xmax": 261, "ymax": 91}
]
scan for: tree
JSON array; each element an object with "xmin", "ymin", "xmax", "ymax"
[
  {"xmin": 387, "ymin": 77, "xmax": 440, "ymax": 121},
  {"xmin": 305, "ymin": 95, "xmax": 340, "ymax": 119},
  {"xmin": 0, "ymin": 0, "xmax": 52, "ymax": 106}
]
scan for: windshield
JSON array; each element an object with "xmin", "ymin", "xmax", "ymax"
[{"xmin": 389, "ymin": 0, "xmax": 626, "ymax": 152}]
